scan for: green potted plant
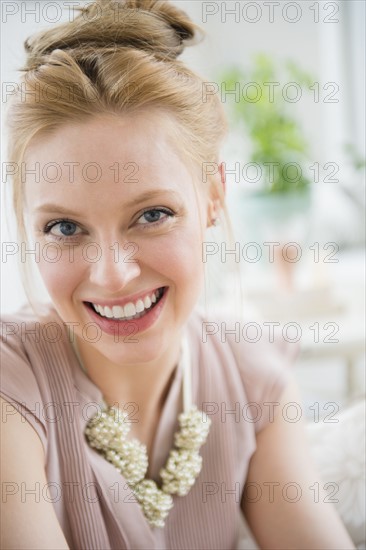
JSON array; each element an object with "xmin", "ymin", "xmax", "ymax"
[
  {"xmin": 220, "ymin": 54, "xmax": 315, "ymax": 292},
  {"xmin": 221, "ymin": 54, "xmax": 313, "ymax": 225}
]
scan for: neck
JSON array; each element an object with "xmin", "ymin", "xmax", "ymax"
[{"xmin": 74, "ymin": 333, "xmax": 183, "ymax": 447}]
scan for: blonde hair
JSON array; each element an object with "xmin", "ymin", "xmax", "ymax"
[{"xmin": 6, "ymin": 0, "xmax": 232, "ymax": 312}]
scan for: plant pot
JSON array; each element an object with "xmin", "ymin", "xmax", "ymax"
[
  {"xmin": 236, "ymin": 187, "xmax": 313, "ymax": 293},
  {"xmin": 239, "ymin": 187, "xmax": 312, "ymax": 243}
]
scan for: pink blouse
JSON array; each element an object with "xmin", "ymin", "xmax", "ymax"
[{"xmin": 1, "ymin": 303, "xmax": 294, "ymax": 549}]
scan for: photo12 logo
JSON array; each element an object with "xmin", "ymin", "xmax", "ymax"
[
  {"xmin": 201, "ymin": 2, "xmax": 340, "ymax": 24},
  {"xmin": 1, "ymin": 1, "xmax": 140, "ymax": 24}
]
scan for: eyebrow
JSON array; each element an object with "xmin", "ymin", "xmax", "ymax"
[{"xmin": 34, "ymin": 190, "xmax": 182, "ymax": 215}]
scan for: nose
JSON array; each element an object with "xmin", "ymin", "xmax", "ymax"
[{"xmin": 87, "ymin": 241, "xmax": 141, "ymax": 293}]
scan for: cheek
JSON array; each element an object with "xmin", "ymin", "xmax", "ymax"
[
  {"xmin": 37, "ymin": 254, "xmax": 81, "ymax": 303},
  {"xmin": 141, "ymin": 229, "xmax": 205, "ymax": 286}
]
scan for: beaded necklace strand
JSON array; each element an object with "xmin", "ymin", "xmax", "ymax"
[{"xmin": 71, "ymin": 333, "xmax": 211, "ymax": 528}]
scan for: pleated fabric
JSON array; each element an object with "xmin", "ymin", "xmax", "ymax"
[{"xmin": 1, "ymin": 303, "xmax": 293, "ymax": 549}]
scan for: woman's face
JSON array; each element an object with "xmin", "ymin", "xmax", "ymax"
[{"xmin": 24, "ymin": 111, "xmax": 212, "ymax": 365}]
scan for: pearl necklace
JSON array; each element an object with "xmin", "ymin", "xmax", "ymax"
[{"xmin": 72, "ymin": 335, "xmax": 211, "ymax": 528}]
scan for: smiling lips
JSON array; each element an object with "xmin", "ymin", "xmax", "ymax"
[{"xmin": 87, "ymin": 287, "xmax": 165, "ymax": 321}]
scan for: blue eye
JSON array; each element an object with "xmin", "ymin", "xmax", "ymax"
[
  {"xmin": 44, "ymin": 220, "xmax": 81, "ymax": 240},
  {"xmin": 136, "ymin": 208, "xmax": 173, "ymax": 226},
  {"xmin": 57, "ymin": 221, "xmax": 77, "ymax": 236}
]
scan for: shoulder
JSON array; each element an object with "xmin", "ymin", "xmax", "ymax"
[
  {"xmin": 0, "ymin": 302, "xmax": 66, "ymax": 454},
  {"xmin": 0, "ymin": 302, "xmax": 67, "ymax": 379},
  {"xmin": 186, "ymin": 306, "xmax": 299, "ymax": 432},
  {"xmin": 1, "ymin": 302, "xmax": 64, "ymax": 345}
]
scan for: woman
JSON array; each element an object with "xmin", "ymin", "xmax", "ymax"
[{"xmin": 0, "ymin": 1, "xmax": 355, "ymax": 548}]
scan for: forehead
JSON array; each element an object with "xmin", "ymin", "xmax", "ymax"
[
  {"xmin": 27, "ymin": 112, "xmax": 171, "ymax": 160},
  {"xmin": 23, "ymin": 111, "xmax": 195, "ymax": 209}
]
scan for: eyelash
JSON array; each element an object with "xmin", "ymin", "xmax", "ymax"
[{"xmin": 42, "ymin": 208, "xmax": 175, "ymax": 242}]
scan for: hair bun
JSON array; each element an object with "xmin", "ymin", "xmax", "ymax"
[{"xmin": 24, "ymin": 0, "xmax": 202, "ymax": 69}]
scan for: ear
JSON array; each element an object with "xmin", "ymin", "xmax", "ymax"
[{"xmin": 206, "ymin": 161, "xmax": 226, "ymax": 228}]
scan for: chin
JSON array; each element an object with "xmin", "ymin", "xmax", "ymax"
[{"xmin": 100, "ymin": 327, "xmax": 176, "ymax": 366}]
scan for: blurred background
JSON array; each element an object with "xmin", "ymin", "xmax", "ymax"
[
  {"xmin": 1, "ymin": 1, "xmax": 365, "ymax": 547},
  {"xmin": 176, "ymin": 0, "xmax": 365, "ymax": 415}
]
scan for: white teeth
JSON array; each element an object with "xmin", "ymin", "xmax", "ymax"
[
  {"xmin": 104, "ymin": 306, "xmax": 114, "ymax": 318},
  {"xmin": 92, "ymin": 288, "xmax": 164, "ymax": 320},
  {"xmin": 124, "ymin": 302, "xmax": 136, "ymax": 317},
  {"xmin": 112, "ymin": 305, "xmax": 124, "ymax": 318}
]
